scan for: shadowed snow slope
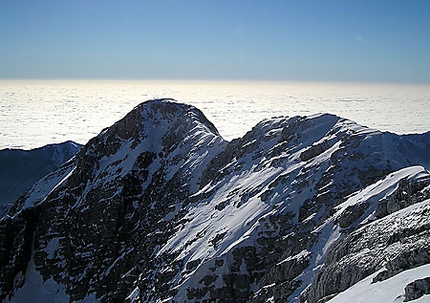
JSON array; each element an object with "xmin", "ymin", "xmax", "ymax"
[
  {"xmin": 0, "ymin": 99, "xmax": 429, "ymax": 302},
  {"xmin": 0, "ymin": 141, "xmax": 82, "ymax": 217}
]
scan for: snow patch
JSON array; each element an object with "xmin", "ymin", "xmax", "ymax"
[
  {"xmin": 327, "ymin": 264, "xmax": 430, "ymax": 303},
  {"xmin": 46, "ymin": 237, "xmax": 59, "ymax": 259}
]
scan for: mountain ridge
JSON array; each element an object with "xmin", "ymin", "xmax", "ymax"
[
  {"xmin": 1, "ymin": 99, "xmax": 429, "ymax": 302},
  {"xmin": 0, "ymin": 141, "xmax": 82, "ymax": 216}
]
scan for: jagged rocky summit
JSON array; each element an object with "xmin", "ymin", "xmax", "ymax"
[{"xmin": 1, "ymin": 99, "xmax": 430, "ymax": 302}]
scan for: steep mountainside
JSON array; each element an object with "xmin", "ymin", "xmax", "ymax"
[
  {"xmin": 0, "ymin": 141, "xmax": 82, "ymax": 216},
  {"xmin": 0, "ymin": 99, "xmax": 429, "ymax": 302}
]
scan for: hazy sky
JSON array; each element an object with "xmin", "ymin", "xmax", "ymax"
[{"xmin": 1, "ymin": 0, "xmax": 430, "ymax": 83}]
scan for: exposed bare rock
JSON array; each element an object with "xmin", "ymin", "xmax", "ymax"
[{"xmin": 404, "ymin": 277, "xmax": 430, "ymax": 301}]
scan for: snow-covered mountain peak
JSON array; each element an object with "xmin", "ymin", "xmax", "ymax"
[
  {"xmin": 1, "ymin": 100, "xmax": 430, "ymax": 303},
  {"xmin": 83, "ymin": 98, "xmax": 223, "ymax": 156}
]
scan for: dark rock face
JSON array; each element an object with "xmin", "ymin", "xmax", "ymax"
[
  {"xmin": 375, "ymin": 177, "xmax": 430, "ymax": 218},
  {"xmin": 404, "ymin": 277, "xmax": 430, "ymax": 301},
  {"xmin": 0, "ymin": 141, "xmax": 82, "ymax": 216},
  {"xmin": 0, "ymin": 100, "xmax": 429, "ymax": 302}
]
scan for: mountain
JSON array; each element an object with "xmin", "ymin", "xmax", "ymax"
[
  {"xmin": 0, "ymin": 99, "xmax": 429, "ymax": 302},
  {"xmin": 0, "ymin": 141, "xmax": 82, "ymax": 216}
]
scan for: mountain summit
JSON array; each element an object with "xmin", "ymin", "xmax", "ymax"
[{"xmin": 1, "ymin": 99, "xmax": 430, "ymax": 302}]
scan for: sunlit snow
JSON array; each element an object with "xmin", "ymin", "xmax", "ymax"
[{"xmin": 327, "ymin": 264, "xmax": 430, "ymax": 303}]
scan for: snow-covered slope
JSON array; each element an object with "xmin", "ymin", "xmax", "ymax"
[
  {"xmin": 327, "ymin": 263, "xmax": 430, "ymax": 303},
  {"xmin": 0, "ymin": 141, "xmax": 82, "ymax": 216},
  {"xmin": 0, "ymin": 99, "xmax": 429, "ymax": 302}
]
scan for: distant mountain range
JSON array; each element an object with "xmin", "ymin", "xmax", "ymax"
[
  {"xmin": 0, "ymin": 141, "xmax": 82, "ymax": 216},
  {"xmin": 1, "ymin": 99, "xmax": 429, "ymax": 302}
]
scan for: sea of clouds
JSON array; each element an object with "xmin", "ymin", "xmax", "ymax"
[{"xmin": 1, "ymin": 80, "xmax": 429, "ymax": 150}]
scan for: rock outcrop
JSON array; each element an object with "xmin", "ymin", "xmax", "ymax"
[{"xmin": 404, "ymin": 277, "xmax": 430, "ymax": 301}]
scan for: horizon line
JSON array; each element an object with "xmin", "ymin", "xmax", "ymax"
[{"xmin": 1, "ymin": 78, "xmax": 430, "ymax": 87}]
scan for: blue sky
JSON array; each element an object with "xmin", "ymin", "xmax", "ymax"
[{"xmin": 1, "ymin": 0, "xmax": 430, "ymax": 83}]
